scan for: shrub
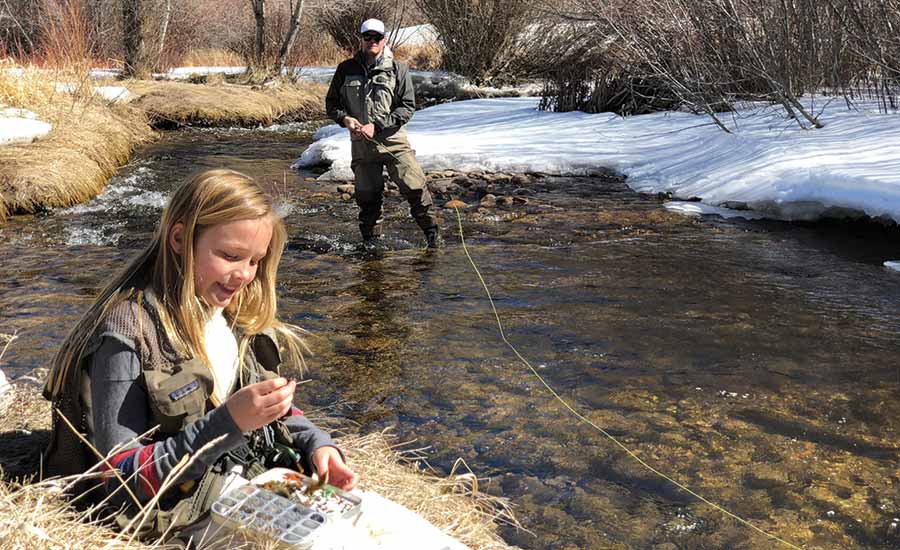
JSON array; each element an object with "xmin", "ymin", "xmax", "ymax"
[{"xmin": 416, "ymin": 0, "xmax": 533, "ymax": 84}]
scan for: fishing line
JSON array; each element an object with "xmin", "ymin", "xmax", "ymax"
[{"xmin": 358, "ymin": 130, "xmax": 802, "ymax": 548}]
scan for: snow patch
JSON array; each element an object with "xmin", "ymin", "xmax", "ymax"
[
  {"xmin": 885, "ymin": 261, "xmax": 900, "ymax": 272},
  {"xmin": 295, "ymin": 96, "xmax": 900, "ymax": 224},
  {"xmin": 0, "ymin": 117, "xmax": 52, "ymax": 145}
]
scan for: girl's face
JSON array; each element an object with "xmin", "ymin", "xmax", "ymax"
[{"xmin": 190, "ymin": 217, "xmax": 273, "ymax": 308}]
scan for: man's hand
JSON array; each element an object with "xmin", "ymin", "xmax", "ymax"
[
  {"xmin": 312, "ymin": 446, "xmax": 359, "ymax": 491},
  {"xmin": 358, "ymin": 123, "xmax": 376, "ymax": 140},
  {"xmin": 343, "ymin": 116, "xmax": 362, "ymax": 132}
]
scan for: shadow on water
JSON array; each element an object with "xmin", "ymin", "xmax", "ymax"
[{"xmin": 2, "ymin": 127, "xmax": 900, "ymax": 549}]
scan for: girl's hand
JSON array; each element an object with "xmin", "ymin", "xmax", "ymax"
[
  {"xmin": 225, "ymin": 378, "xmax": 296, "ymax": 433},
  {"xmin": 312, "ymin": 446, "xmax": 359, "ymax": 491}
]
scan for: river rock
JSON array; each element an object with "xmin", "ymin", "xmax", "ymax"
[
  {"xmin": 444, "ymin": 199, "xmax": 468, "ymax": 209},
  {"xmin": 336, "ymin": 184, "xmax": 355, "ymax": 195},
  {"xmin": 340, "ymin": 193, "xmax": 352, "ymax": 201},
  {"xmin": 304, "ymin": 177, "xmax": 316, "ymax": 182},
  {"xmin": 513, "ymin": 187, "xmax": 534, "ymax": 196},
  {"xmin": 452, "ymin": 175, "xmax": 471, "ymax": 187},
  {"xmin": 480, "ymin": 194, "xmax": 497, "ymax": 207},
  {"xmin": 428, "ymin": 179, "xmax": 459, "ymax": 195},
  {"xmin": 511, "ymin": 174, "xmax": 532, "ymax": 186},
  {"xmin": 386, "ymin": 181, "xmax": 399, "ymax": 191},
  {"xmin": 497, "ymin": 196, "xmax": 515, "ymax": 207}
]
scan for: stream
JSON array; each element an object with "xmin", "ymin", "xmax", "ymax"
[{"xmin": 1, "ymin": 126, "xmax": 899, "ymax": 550}]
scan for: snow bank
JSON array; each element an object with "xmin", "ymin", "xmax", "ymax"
[
  {"xmin": 295, "ymin": 96, "xmax": 900, "ymax": 224},
  {"xmin": 0, "ymin": 115, "xmax": 52, "ymax": 145},
  {"xmin": 389, "ymin": 24, "xmax": 439, "ymax": 46}
]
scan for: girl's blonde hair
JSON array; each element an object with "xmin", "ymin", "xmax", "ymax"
[{"xmin": 45, "ymin": 169, "xmax": 306, "ymax": 402}]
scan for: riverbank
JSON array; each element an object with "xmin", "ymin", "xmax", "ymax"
[
  {"xmin": 0, "ymin": 68, "xmax": 326, "ymax": 220},
  {"xmin": 0, "ymin": 372, "xmax": 518, "ymax": 550}
]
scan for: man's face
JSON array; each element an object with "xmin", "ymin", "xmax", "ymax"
[{"xmin": 360, "ymin": 31, "xmax": 386, "ymax": 57}]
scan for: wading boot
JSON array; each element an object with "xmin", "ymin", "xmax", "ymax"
[
  {"xmin": 424, "ymin": 226, "xmax": 442, "ymax": 249},
  {"xmin": 360, "ymin": 223, "xmax": 386, "ymax": 251}
]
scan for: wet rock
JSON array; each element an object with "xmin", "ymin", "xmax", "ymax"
[
  {"xmin": 452, "ymin": 175, "xmax": 471, "ymax": 187},
  {"xmin": 336, "ymin": 183, "xmax": 355, "ymax": 195},
  {"xmin": 386, "ymin": 181, "xmax": 399, "ymax": 191},
  {"xmin": 497, "ymin": 196, "xmax": 515, "ymax": 207},
  {"xmin": 513, "ymin": 187, "xmax": 534, "ymax": 196},
  {"xmin": 485, "ymin": 183, "xmax": 498, "ymax": 194},
  {"xmin": 441, "ymin": 170, "xmax": 457, "ymax": 178},
  {"xmin": 304, "ymin": 177, "xmax": 317, "ymax": 182},
  {"xmin": 444, "ymin": 199, "xmax": 468, "ymax": 209},
  {"xmin": 480, "ymin": 194, "xmax": 497, "ymax": 208},
  {"xmin": 511, "ymin": 174, "xmax": 532, "ymax": 186},
  {"xmin": 512, "ymin": 196, "xmax": 530, "ymax": 205},
  {"xmin": 428, "ymin": 179, "xmax": 459, "ymax": 195},
  {"xmin": 471, "ymin": 181, "xmax": 488, "ymax": 194},
  {"xmin": 340, "ymin": 193, "xmax": 352, "ymax": 201}
]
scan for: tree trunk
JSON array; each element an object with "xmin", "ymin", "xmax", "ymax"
[
  {"xmin": 250, "ymin": 0, "xmax": 266, "ymax": 69},
  {"xmin": 157, "ymin": 0, "xmax": 172, "ymax": 70},
  {"xmin": 122, "ymin": 0, "xmax": 146, "ymax": 77},
  {"xmin": 273, "ymin": 0, "xmax": 305, "ymax": 77}
]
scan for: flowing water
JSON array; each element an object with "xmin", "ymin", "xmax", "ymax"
[{"xmin": 2, "ymin": 127, "xmax": 899, "ymax": 550}]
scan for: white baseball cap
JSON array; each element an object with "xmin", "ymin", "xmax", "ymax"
[{"xmin": 360, "ymin": 19, "xmax": 385, "ymax": 35}]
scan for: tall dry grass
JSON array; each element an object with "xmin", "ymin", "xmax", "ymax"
[
  {"xmin": 126, "ymin": 79, "xmax": 326, "ymax": 128},
  {"xmin": 0, "ymin": 376, "xmax": 519, "ymax": 549},
  {"xmin": 0, "ymin": 66, "xmax": 153, "ymax": 216}
]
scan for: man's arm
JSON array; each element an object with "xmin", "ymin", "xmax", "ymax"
[
  {"xmin": 325, "ymin": 62, "xmax": 349, "ymax": 126},
  {"xmin": 377, "ymin": 62, "xmax": 415, "ymax": 132}
]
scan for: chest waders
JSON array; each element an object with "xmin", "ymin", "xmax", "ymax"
[{"xmin": 339, "ymin": 51, "xmax": 438, "ymax": 244}]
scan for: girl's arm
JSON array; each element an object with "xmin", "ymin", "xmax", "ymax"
[{"xmin": 89, "ymin": 337, "xmax": 245, "ymax": 506}]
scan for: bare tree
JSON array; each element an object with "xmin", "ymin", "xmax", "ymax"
[
  {"xmin": 249, "ymin": 0, "xmax": 266, "ymax": 68},
  {"xmin": 122, "ymin": 0, "xmax": 147, "ymax": 76},
  {"xmin": 156, "ymin": 0, "xmax": 172, "ymax": 69},
  {"xmin": 273, "ymin": 0, "xmax": 305, "ymax": 76}
]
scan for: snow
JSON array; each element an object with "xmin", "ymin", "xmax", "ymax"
[
  {"xmin": 160, "ymin": 66, "xmax": 247, "ymax": 79},
  {"xmin": 885, "ymin": 261, "xmax": 900, "ymax": 272},
  {"xmin": 95, "ymin": 86, "xmax": 132, "ymax": 102},
  {"xmin": 295, "ymin": 96, "xmax": 900, "ymax": 224},
  {"xmin": 0, "ymin": 368, "xmax": 9, "ymax": 398},
  {"xmin": 0, "ymin": 116, "xmax": 52, "ymax": 145},
  {"xmin": 389, "ymin": 24, "xmax": 439, "ymax": 46}
]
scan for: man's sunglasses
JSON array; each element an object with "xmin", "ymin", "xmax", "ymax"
[{"xmin": 361, "ymin": 33, "xmax": 384, "ymax": 42}]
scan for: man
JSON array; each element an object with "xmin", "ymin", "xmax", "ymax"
[{"xmin": 325, "ymin": 18, "xmax": 440, "ymax": 248}]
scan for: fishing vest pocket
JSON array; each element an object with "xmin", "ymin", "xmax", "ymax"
[
  {"xmin": 369, "ymin": 71, "xmax": 395, "ymax": 127},
  {"xmin": 342, "ymin": 77, "xmax": 365, "ymax": 119},
  {"xmin": 145, "ymin": 363, "xmax": 209, "ymax": 433}
]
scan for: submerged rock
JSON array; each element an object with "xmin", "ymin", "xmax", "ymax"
[
  {"xmin": 444, "ymin": 199, "xmax": 467, "ymax": 209},
  {"xmin": 480, "ymin": 194, "xmax": 497, "ymax": 208}
]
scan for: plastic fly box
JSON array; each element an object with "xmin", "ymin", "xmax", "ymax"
[{"xmin": 210, "ymin": 468, "xmax": 362, "ymax": 549}]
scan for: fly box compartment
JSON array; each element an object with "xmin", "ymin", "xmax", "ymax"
[
  {"xmin": 210, "ymin": 484, "xmax": 327, "ymax": 549},
  {"xmin": 251, "ymin": 467, "xmax": 363, "ymax": 522},
  {"xmin": 210, "ymin": 468, "xmax": 362, "ymax": 549}
]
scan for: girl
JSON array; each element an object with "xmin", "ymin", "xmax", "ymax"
[{"xmin": 43, "ymin": 169, "xmax": 357, "ymax": 543}]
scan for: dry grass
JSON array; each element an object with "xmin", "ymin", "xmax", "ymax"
[
  {"xmin": 0, "ymin": 360, "xmax": 518, "ymax": 549},
  {"xmin": 126, "ymin": 79, "xmax": 327, "ymax": 128},
  {"xmin": 394, "ymin": 42, "xmax": 444, "ymax": 71},
  {"xmin": 0, "ymin": 66, "xmax": 153, "ymax": 216},
  {"xmin": 178, "ymin": 48, "xmax": 245, "ymax": 67}
]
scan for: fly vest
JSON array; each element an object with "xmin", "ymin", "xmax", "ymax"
[
  {"xmin": 43, "ymin": 289, "xmax": 287, "ymax": 540},
  {"xmin": 341, "ymin": 48, "xmax": 400, "ymax": 134}
]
